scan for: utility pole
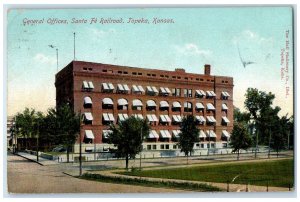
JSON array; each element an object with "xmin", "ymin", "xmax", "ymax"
[
  {"xmin": 140, "ymin": 127, "xmax": 142, "ymax": 171},
  {"xmin": 56, "ymin": 48, "xmax": 58, "ymax": 72},
  {"xmin": 79, "ymin": 110, "xmax": 82, "ymax": 176},
  {"xmin": 36, "ymin": 122, "xmax": 39, "ymax": 162},
  {"xmin": 73, "ymin": 32, "xmax": 76, "ymax": 61}
]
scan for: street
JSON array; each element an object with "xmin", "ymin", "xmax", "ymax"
[{"xmin": 7, "ymin": 153, "xmax": 188, "ymax": 194}]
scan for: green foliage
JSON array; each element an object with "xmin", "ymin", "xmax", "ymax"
[
  {"xmin": 234, "ymin": 107, "xmax": 251, "ymax": 124},
  {"xmin": 108, "ymin": 116, "xmax": 150, "ymax": 169},
  {"xmin": 122, "ymin": 159, "xmax": 294, "ymax": 188},
  {"xmin": 81, "ymin": 173, "xmax": 222, "ymax": 192},
  {"xmin": 230, "ymin": 123, "xmax": 252, "ymax": 153},
  {"xmin": 178, "ymin": 115, "xmax": 199, "ymax": 156}
]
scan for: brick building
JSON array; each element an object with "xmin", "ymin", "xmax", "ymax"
[{"xmin": 55, "ymin": 61, "xmax": 233, "ymax": 154}]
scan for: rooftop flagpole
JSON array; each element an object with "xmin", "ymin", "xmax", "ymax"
[{"xmin": 73, "ymin": 32, "xmax": 76, "ymax": 61}]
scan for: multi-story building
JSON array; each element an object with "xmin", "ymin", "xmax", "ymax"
[{"xmin": 55, "ymin": 61, "xmax": 233, "ymax": 154}]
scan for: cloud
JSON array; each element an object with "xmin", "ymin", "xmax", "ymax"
[
  {"xmin": 233, "ymin": 30, "xmax": 273, "ymax": 46},
  {"xmin": 88, "ymin": 28, "xmax": 116, "ymax": 38},
  {"xmin": 175, "ymin": 43, "xmax": 212, "ymax": 56},
  {"xmin": 33, "ymin": 53, "xmax": 56, "ymax": 65}
]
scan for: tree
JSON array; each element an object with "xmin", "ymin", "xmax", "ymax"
[
  {"xmin": 178, "ymin": 115, "xmax": 199, "ymax": 164},
  {"xmin": 234, "ymin": 107, "xmax": 251, "ymax": 124},
  {"xmin": 230, "ymin": 123, "xmax": 252, "ymax": 160},
  {"xmin": 55, "ymin": 104, "xmax": 80, "ymax": 163},
  {"xmin": 15, "ymin": 108, "xmax": 39, "ymax": 150},
  {"xmin": 108, "ymin": 116, "xmax": 150, "ymax": 170}
]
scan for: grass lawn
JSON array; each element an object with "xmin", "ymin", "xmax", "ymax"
[{"xmin": 121, "ymin": 159, "xmax": 294, "ymax": 188}]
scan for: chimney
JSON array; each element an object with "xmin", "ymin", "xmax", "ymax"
[
  {"xmin": 175, "ymin": 68, "xmax": 185, "ymax": 73},
  {"xmin": 204, "ymin": 64, "xmax": 211, "ymax": 75}
]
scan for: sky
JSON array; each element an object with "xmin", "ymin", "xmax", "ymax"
[{"xmin": 7, "ymin": 7, "xmax": 294, "ymax": 117}]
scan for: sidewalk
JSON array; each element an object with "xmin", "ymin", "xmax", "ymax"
[{"xmin": 16, "ymin": 152, "xmax": 58, "ymax": 166}]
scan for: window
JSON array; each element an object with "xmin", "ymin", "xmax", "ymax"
[
  {"xmin": 201, "ymin": 144, "xmax": 204, "ymax": 148},
  {"xmin": 147, "ymin": 73, "xmax": 151, "ymax": 76},
  {"xmin": 102, "ymin": 113, "xmax": 115, "ymax": 125},
  {"xmin": 172, "ymin": 101, "xmax": 181, "ymax": 112},
  {"xmin": 160, "ymin": 75, "xmax": 164, "ymax": 78},
  {"xmin": 165, "ymin": 144, "xmax": 169, "ymax": 149},
  {"xmin": 146, "ymin": 100, "xmax": 157, "ymax": 111},
  {"xmin": 84, "ymin": 130, "xmax": 94, "ymax": 144},
  {"xmin": 123, "ymin": 71, "xmax": 128, "ymax": 74},
  {"xmin": 195, "ymin": 103, "xmax": 205, "ymax": 112},
  {"xmin": 83, "ymin": 112, "xmax": 93, "ymax": 125},
  {"xmin": 147, "ymin": 145, "xmax": 151, "ymax": 150},
  {"xmin": 88, "ymin": 68, "xmax": 93, "ymax": 71},
  {"xmin": 118, "ymin": 71, "xmax": 122, "ymax": 74},
  {"xmin": 146, "ymin": 86, "xmax": 158, "ymax": 96},
  {"xmin": 172, "ymin": 88, "xmax": 181, "ymax": 97},
  {"xmin": 132, "ymin": 99, "xmax": 143, "ymax": 110},
  {"xmin": 102, "ymin": 98, "xmax": 114, "ymax": 109},
  {"xmin": 117, "ymin": 84, "xmax": 130, "ymax": 94},
  {"xmin": 102, "ymin": 83, "xmax": 114, "ymax": 93},
  {"xmin": 173, "ymin": 145, "xmax": 177, "ymax": 149},
  {"xmin": 206, "ymin": 103, "xmax": 215, "ymax": 111},
  {"xmin": 153, "ymin": 145, "xmax": 157, "ymax": 150},
  {"xmin": 195, "ymin": 90, "xmax": 205, "ymax": 98},
  {"xmin": 222, "ymin": 116, "xmax": 230, "ymax": 126},
  {"xmin": 159, "ymin": 101, "xmax": 169, "ymax": 111},
  {"xmin": 222, "ymin": 143, "xmax": 228, "ymax": 148},
  {"xmin": 118, "ymin": 114, "xmax": 129, "ymax": 123},
  {"xmin": 82, "ymin": 81, "xmax": 94, "ymax": 91},
  {"xmin": 102, "ymin": 69, "xmax": 107, "ymax": 72},
  {"xmin": 152, "ymin": 74, "xmax": 156, "ymax": 77},
  {"xmin": 138, "ymin": 72, "xmax": 142, "ymax": 75},
  {"xmin": 195, "ymin": 115, "xmax": 206, "ymax": 125},
  {"xmin": 117, "ymin": 98, "xmax": 128, "ymax": 110},
  {"xmin": 83, "ymin": 67, "xmax": 88, "ymax": 71},
  {"xmin": 160, "ymin": 145, "xmax": 164, "ymax": 149},
  {"xmin": 159, "ymin": 115, "xmax": 171, "ymax": 125},
  {"xmin": 184, "ymin": 89, "xmax": 192, "ymax": 97},
  {"xmin": 132, "ymin": 85, "xmax": 144, "ymax": 94},
  {"xmin": 132, "ymin": 72, "xmax": 137, "ymax": 75},
  {"xmin": 221, "ymin": 91, "xmax": 230, "ymax": 100},
  {"xmin": 206, "ymin": 116, "xmax": 216, "ymax": 125},
  {"xmin": 184, "ymin": 102, "xmax": 193, "ymax": 112},
  {"xmin": 206, "ymin": 91, "xmax": 216, "ymax": 98},
  {"xmin": 172, "ymin": 115, "xmax": 182, "ymax": 124},
  {"xmin": 222, "ymin": 103, "xmax": 228, "ymax": 111},
  {"xmin": 159, "ymin": 87, "xmax": 171, "ymax": 96},
  {"xmin": 83, "ymin": 96, "xmax": 92, "ymax": 108}
]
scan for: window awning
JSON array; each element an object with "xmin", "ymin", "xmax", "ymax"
[
  {"xmin": 83, "ymin": 81, "xmax": 89, "ymax": 89},
  {"xmin": 160, "ymin": 115, "xmax": 171, "ymax": 122},
  {"xmin": 199, "ymin": 130, "xmax": 206, "ymax": 138},
  {"xmin": 103, "ymin": 113, "xmax": 115, "ymax": 121},
  {"xmin": 117, "ymin": 84, "xmax": 124, "ymax": 91},
  {"xmin": 118, "ymin": 98, "xmax": 128, "ymax": 106},
  {"xmin": 195, "ymin": 90, "xmax": 205, "ymax": 96},
  {"xmin": 85, "ymin": 130, "xmax": 94, "ymax": 139},
  {"xmin": 117, "ymin": 84, "xmax": 130, "ymax": 92},
  {"xmin": 172, "ymin": 115, "xmax": 182, "ymax": 122},
  {"xmin": 160, "ymin": 130, "xmax": 171, "ymax": 138},
  {"xmin": 222, "ymin": 130, "xmax": 231, "ymax": 138},
  {"xmin": 84, "ymin": 97, "xmax": 92, "ymax": 105},
  {"xmin": 103, "ymin": 130, "xmax": 112, "ymax": 138},
  {"xmin": 84, "ymin": 112, "xmax": 93, "ymax": 121},
  {"xmin": 132, "ymin": 99, "xmax": 143, "ymax": 107},
  {"xmin": 160, "ymin": 87, "xmax": 167, "ymax": 94},
  {"xmin": 147, "ymin": 100, "xmax": 157, "ymax": 107},
  {"xmin": 132, "ymin": 85, "xmax": 145, "ymax": 93},
  {"xmin": 172, "ymin": 101, "xmax": 181, "ymax": 108},
  {"xmin": 206, "ymin": 91, "xmax": 216, "ymax": 97},
  {"xmin": 195, "ymin": 115, "xmax": 206, "ymax": 123},
  {"xmin": 196, "ymin": 103, "xmax": 205, "ymax": 109},
  {"xmin": 132, "ymin": 114, "xmax": 144, "ymax": 120},
  {"xmin": 222, "ymin": 103, "xmax": 228, "ymax": 110},
  {"xmin": 222, "ymin": 116, "xmax": 230, "ymax": 123},
  {"xmin": 207, "ymin": 116, "xmax": 216, "ymax": 123},
  {"xmin": 103, "ymin": 98, "xmax": 114, "ymax": 105},
  {"xmin": 222, "ymin": 91, "xmax": 230, "ymax": 97},
  {"xmin": 148, "ymin": 130, "xmax": 159, "ymax": 139},
  {"xmin": 102, "ymin": 83, "xmax": 114, "ymax": 90},
  {"xmin": 206, "ymin": 103, "xmax": 215, "ymax": 110},
  {"xmin": 147, "ymin": 86, "xmax": 159, "ymax": 93},
  {"xmin": 152, "ymin": 86, "xmax": 159, "ymax": 93},
  {"xmin": 147, "ymin": 114, "xmax": 158, "ymax": 122},
  {"xmin": 88, "ymin": 81, "xmax": 94, "ymax": 89},
  {"xmin": 118, "ymin": 114, "xmax": 129, "ymax": 121},
  {"xmin": 160, "ymin": 101, "xmax": 169, "ymax": 108},
  {"xmin": 206, "ymin": 130, "xmax": 217, "ymax": 138},
  {"xmin": 172, "ymin": 130, "xmax": 181, "ymax": 138}
]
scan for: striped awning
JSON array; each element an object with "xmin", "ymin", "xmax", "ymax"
[
  {"xmin": 85, "ymin": 130, "xmax": 94, "ymax": 139},
  {"xmin": 172, "ymin": 101, "xmax": 181, "ymax": 108},
  {"xmin": 84, "ymin": 112, "xmax": 93, "ymax": 121},
  {"xmin": 160, "ymin": 130, "xmax": 171, "ymax": 138},
  {"xmin": 118, "ymin": 98, "xmax": 128, "ymax": 106},
  {"xmin": 160, "ymin": 101, "xmax": 169, "ymax": 108},
  {"xmin": 132, "ymin": 99, "xmax": 143, "ymax": 107},
  {"xmin": 84, "ymin": 97, "xmax": 92, "ymax": 105},
  {"xmin": 222, "ymin": 130, "xmax": 231, "ymax": 138},
  {"xmin": 148, "ymin": 130, "xmax": 159, "ymax": 139},
  {"xmin": 147, "ymin": 100, "xmax": 157, "ymax": 107},
  {"xmin": 206, "ymin": 130, "xmax": 217, "ymax": 138},
  {"xmin": 103, "ymin": 98, "xmax": 113, "ymax": 105},
  {"xmin": 199, "ymin": 130, "xmax": 206, "ymax": 138}
]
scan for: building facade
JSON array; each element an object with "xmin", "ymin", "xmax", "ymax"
[{"xmin": 55, "ymin": 61, "xmax": 233, "ymax": 154}]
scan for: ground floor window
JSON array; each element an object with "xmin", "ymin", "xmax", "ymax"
[
  {"xmin": 165, "ymin": 144, "xmax": 169, "ymax": 149},
  {"xmin": 147, "ymin": 145, "xmax": 151, "ymax": 150},
  {"xmin": 222, "ymin": 143, "xmax": 228, "ymax": 148},
  {"xmin": 153, "ymin": 145, "xmax": 157, "ymax": 150},
  {"xmin": 160, "ymin": 144, "xmax": 165, "ymax": 149}
]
